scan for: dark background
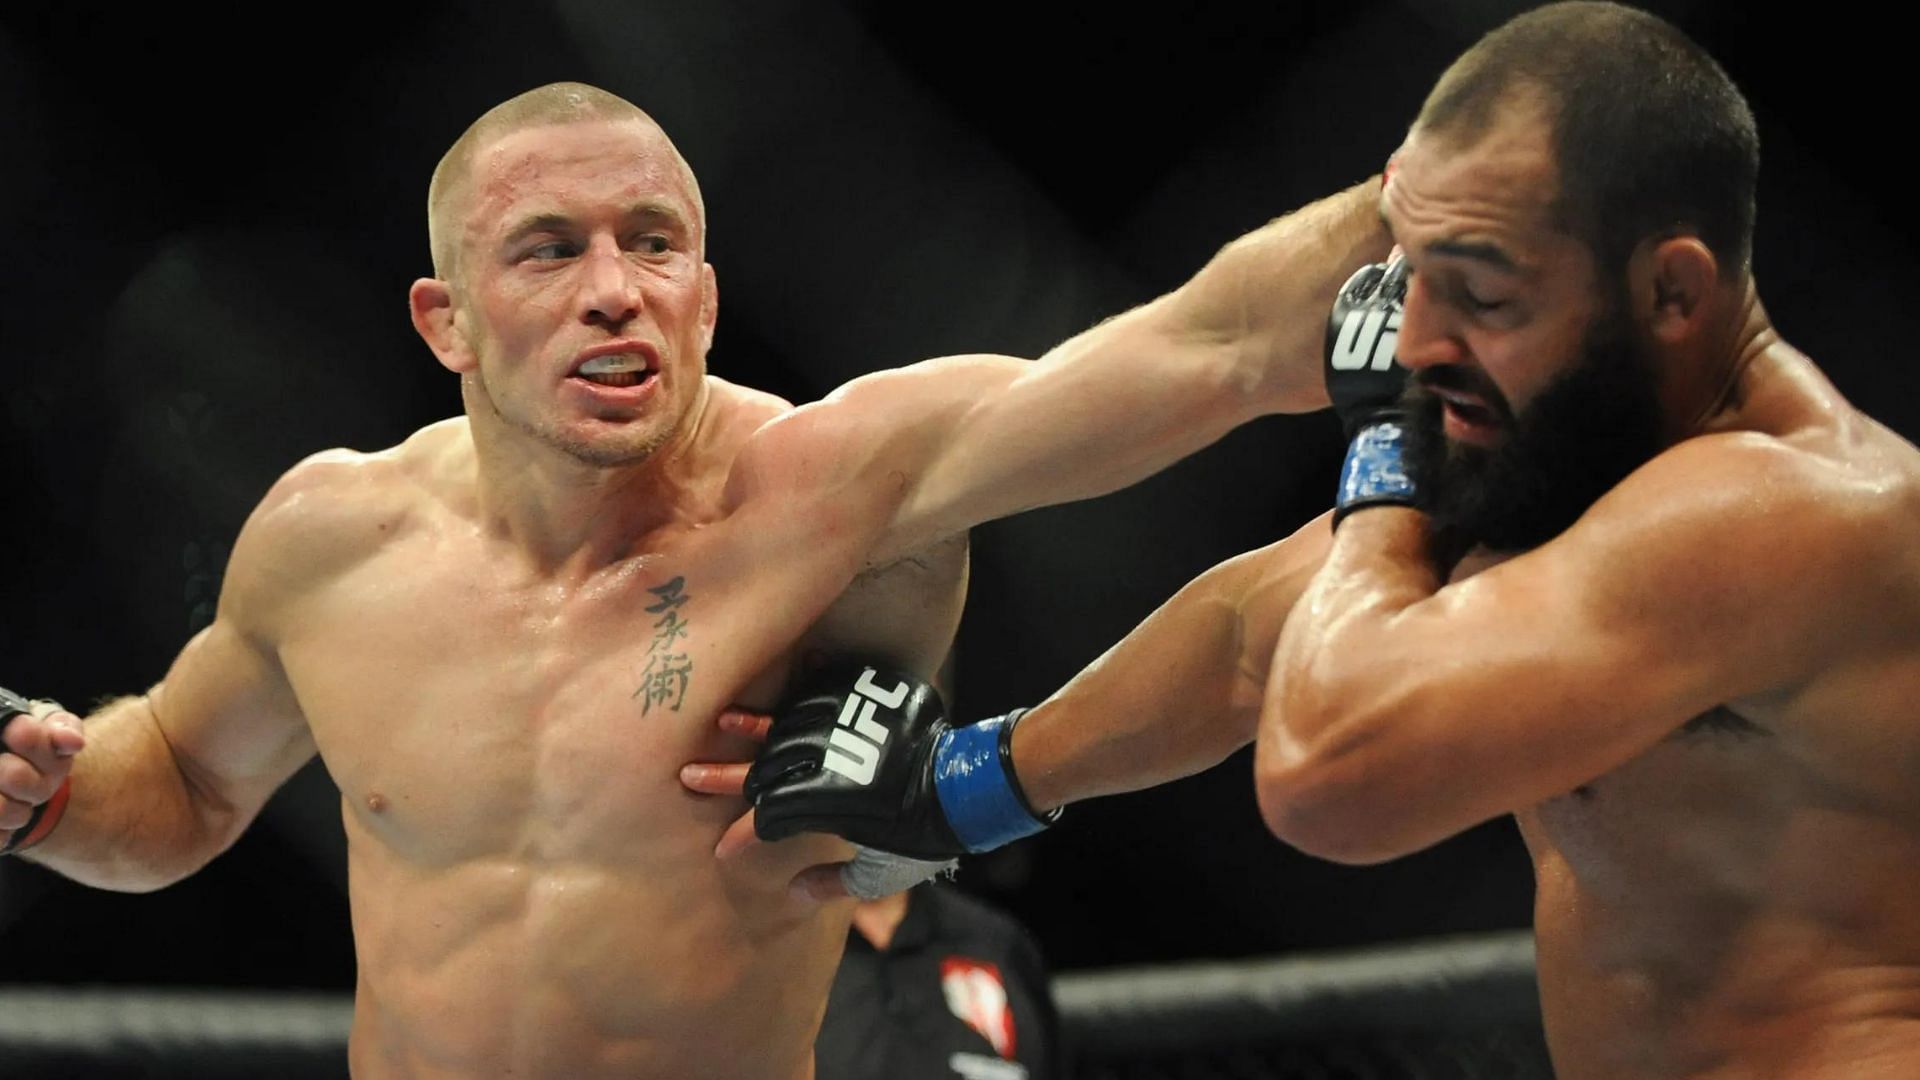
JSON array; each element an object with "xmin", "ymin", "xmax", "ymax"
[{"xmin": 0, "ymin": 0, "xmax": 1909, "ymax": 992}]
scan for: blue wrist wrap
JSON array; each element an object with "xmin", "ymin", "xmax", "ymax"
[
  {"xmin": 1336, "ymin": 419, "xmax": 1418, "ymax": 523},
  {"xmin": 932, "ymin": 713, "xmax": 1049, "ymax": 853}
]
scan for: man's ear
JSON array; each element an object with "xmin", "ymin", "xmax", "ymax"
[
  {"xmin": 1632, "ymin": 235, "xmax": 1717, "ymax": 346},
  {"xmin": 410, "ymin": 277, "xmax": 477, "ymax": 373}
]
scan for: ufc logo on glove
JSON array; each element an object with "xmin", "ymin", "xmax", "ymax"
[
  {"xmin": 822, "ymin": 668, "xmax": 907, "ymax": 785},
  {"xmin": 1328, "ymin": 304, "xmax": 1401, "ymax": 372}
]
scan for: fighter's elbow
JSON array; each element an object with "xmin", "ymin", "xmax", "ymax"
[
  {"xmin": 102, "ymin": 864, "xmax": 200, "ymax": 895},
  {"xmin": 103, "ymin": 793, "xmax": 250, "ymax": 893},
  {"xmin": 140, "ymin": 832, "xmax": 241, "ymax": 893},
  {"xmin": 1255, "ymin": 760, "xmax": 1386, "ymax": 864},
  {"xmin": 1254, "ymin": 730, "xmax": 1426, "ymax": 865}
]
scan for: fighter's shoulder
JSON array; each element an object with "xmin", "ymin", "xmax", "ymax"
[
  {"xmin": 701, "ymin": 376, "xmax": 792, "ymax": 463},
  {"xmin": 708, "ymin": 375, "xmax": 795, "ymax": 429},
  {"xmin": 1584, "ymin": 426, "xmax": 1907, "ymax": 581},
  {"xmin": 719, "ymin": 372, "xmax": 889, "ymax": 506},
  {"xmin": 228, "ymin": 421, "xmax": 459, "ymax": 590}
]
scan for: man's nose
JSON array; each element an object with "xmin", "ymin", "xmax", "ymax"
[
  {"xmin": 581, "ymin": 241, "xmax": 642, "ymax": 328},
  {"xmin": 1393, "ymin": 275, "xmax": 1463, "ymax": 372}
]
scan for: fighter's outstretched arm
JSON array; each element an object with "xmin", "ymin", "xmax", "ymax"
[
  {"xmin": 683, "ymin": 513, "xmax": 1332, "ymax": 876},
  {"xmin": 726, "ymin": 180, "xmax": 1388, "ymax": 560},
  {"xmin": 3, "ymin": 458, "xmax": 335, "ymax": 891}
]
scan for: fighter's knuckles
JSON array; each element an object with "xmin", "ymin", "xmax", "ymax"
[
  {"xmin": 744, "ymin": 756, "xmax": 818, "ymax": 799},
  {"xmin": 0, "ymin": 754, "xmax": 49, "ymax": 801},
  {"xmin": 755, "ymin": 773, "xmax": 837, "ymax": 813},
  {"xmin": 751, "ymin": 799, "xmax": 817, "ymax": 836},
  {"xmin": 1, "ymin": 714, "xmax": 48, "ymax": 757},
  {"xmin": 3, "ymin": 722, "xmax": 71, "ymax": 776}
]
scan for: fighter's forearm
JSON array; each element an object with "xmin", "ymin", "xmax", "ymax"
[
  {"xmin": 1266, "ymin": 509, "xmax": 1439, "ymax": 747},
  {"xmin": 1001, "ymin": 177, "xmax": 1391, "ymax": 474},
  {"xmin": 21, "ymin": 693, "xmax": 243, "ymax": 892},
  {"xmin": 1030, "ymin": 176, "xmax": 1389, "ymax": 406},
  {"xmin": 1012, "ymin": 527, "xmax": 1329, "ymax": 812},
  {"xmin": 1011, "ymin": 591, "xmax": 1254, "ymax": 814},
  {"xmin": 1164, "ymin": 176, "xmax": 1392, "ymax": 415}
]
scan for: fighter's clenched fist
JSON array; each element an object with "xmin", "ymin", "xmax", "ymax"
[{"xmin": 0, "ymin": 686, "xmax": 84, "ymax": 855}]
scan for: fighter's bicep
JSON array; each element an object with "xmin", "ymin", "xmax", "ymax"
[
  {"xmin": 166, "ymin": 451, "xmax": 385, "ymax": 776},
  {"xmin": 724, "ymin": 359, "xmax": 1010, "ymax": 533},
  {"xmin": 147, "ymin": 617, "xmax": 315, "ymax": 812}
]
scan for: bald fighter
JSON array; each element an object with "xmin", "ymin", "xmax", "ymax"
[
  {"xmin": 715, "ymin": 5, "xmax": 1920, "ymax": 1076},
  {"xmin": 0, "ymin": 83, "xmax": 1388, "ymax": 1078}
]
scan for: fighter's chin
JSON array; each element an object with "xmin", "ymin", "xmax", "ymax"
[
  {"xmin": 524, "ymin": 417, "xmax": 666, "ymax": 469},
  {"xmin": 569, "ymin": 434, "xmax": 671, "ymax": 469}
]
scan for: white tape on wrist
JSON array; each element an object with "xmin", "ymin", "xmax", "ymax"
[{"xmin": 839, "ymin": 847, "xmax": 957, "ymax": 900}]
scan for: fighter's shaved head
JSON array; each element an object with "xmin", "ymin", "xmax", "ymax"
[
  {"xmin": 426, "ymin": 81, "xmax": 705, "ymax": 283},
  {"xmin": 1413, "ymin": 2, "xmax": 1756, "ymax": 281}
]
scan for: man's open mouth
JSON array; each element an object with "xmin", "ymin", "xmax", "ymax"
[
  {"xmin": 1433, "ymin": 387, "xmax": 1502, "ymax": 430},
  {"xmin": 572, "ymin": 351, "xmax": 657, "ymax": 388}
]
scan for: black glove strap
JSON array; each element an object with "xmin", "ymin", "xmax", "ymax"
[{"xmin": 996, "ymin": 708, "xmax": 1063, "ymax": 827}]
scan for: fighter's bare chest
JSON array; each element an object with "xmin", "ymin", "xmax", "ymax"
[
  {"xmin": 1525, "ymin": 706, "xmax": 1789, "ymax": 891},
  {"xmin": 274, "ymin": 526, "xmax": 854, "ymax": 852}
]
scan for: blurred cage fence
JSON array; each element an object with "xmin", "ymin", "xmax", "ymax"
[{"xmin": 0, "ymin": 930, "xmax": 1550, "ymax": 1079}]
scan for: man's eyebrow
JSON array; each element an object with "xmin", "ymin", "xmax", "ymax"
[
  {"xmin": 627, "ymin": 202, "xmax": 690, "ymax": 230},
  {"xmin": 497, "ymin": 202, "xmax": 696, "ymax": 250},
  {"xmin": 1378, "ymin": 206, "xmax": 1519, "ymax": 273},
  {"xmin": 502, "ymin": 213, "xmax": 573, "ymax": 247},
  {"xmin": 1426, "ymin": 238, "xmax": 1521, "ymax": 274}
]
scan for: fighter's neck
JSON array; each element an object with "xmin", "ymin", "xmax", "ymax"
[
  {"xmin": 1677, "ymin": 281, "xmax": 1814, "ymax": 440},
  {"xmin": 467, "ymin": 391, "xmax": 728, "ymax": 577}
]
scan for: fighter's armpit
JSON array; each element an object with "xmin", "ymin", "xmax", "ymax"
[
  {"xmin": 854, "ymin": 530, "xmax": 969, "ymax": 579},
  {"xmin": 807, "ymin": 534, "xmax": 969, "ymax": 690}
]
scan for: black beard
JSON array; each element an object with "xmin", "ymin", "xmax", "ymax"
[{"xmin": 1400, "ymin": 308, "xmax": 1667, "ymax": 554}]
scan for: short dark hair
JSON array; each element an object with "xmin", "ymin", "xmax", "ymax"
[{"xmin": 1415, "ymin": 2, "xmax": 1758, "ymax": 281}]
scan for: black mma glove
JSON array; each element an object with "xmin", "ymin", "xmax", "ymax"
[
  {"xmin": 746, "ymin": 661, "xmax": 1054, "ymax": 860},
  {"xmin": 1324, "ymin": 253, "xmax": 1419, "ymax": 523}
]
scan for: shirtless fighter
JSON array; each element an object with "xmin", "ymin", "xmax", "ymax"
[
  {"xmin": 0, "ymin": 83, "xmax": 1388, "ymax": 1078},
  {"xmin": 718, "ymin": 5, "xmax": 1920, "ymax": 1077}
]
